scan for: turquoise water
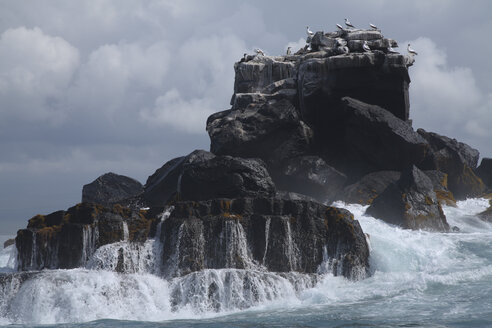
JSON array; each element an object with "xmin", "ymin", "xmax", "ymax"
[{"xmin": 1, "ymin": 199, "xmax": 492, "ymax": 327}]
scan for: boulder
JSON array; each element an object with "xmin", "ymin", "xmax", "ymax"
[
  {"xmin": 142, "ymin": 150, "xmax": 215, "ymax": 207},
  {"xmin": 366, "ymin": 166, "xmax": 449, "ymax": 231},
  {"xmin": 160, "ymin": 197, "xmax": 369, "ymax": 280},
  {"xmin": 207, "ymin": 99, "xmax": 313, "ymax": 165},
  {"xmin": 424, "ymin": 170, "xmax": 456, "ymax": 206},
  {"xmin": 418, "ymin": 129, "xmax": 484, "ymax": 199},
  {"xmin": 82, "ymin": 172, "xmax": 143, "ymax": 206},
  {"xmin": 340, "ymin": 171, "xmax": 401, "ymax": 205},
  {"xmin": 16, "ymin": 203, "xmax": 156, "ymax": 271},
  {"xmin": 179, "ymin": 156, "xmax": 276, "ymax": 201},
  {"xmin": 328, "ymin": 97, "xmax": 429, "ymax": 177},
  {"xmin": 272, "ymin": 156, "xmax": 347, "ymax": 202},
  {"xmin": 475, "ymin": 158, "xmax": 492, "ymax": 189}
]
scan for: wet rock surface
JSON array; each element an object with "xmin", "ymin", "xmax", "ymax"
[
  {"xmin": 161, "ymin": 197, "xmax": 369, "ymax": 279},
  {"xmin": 366, "ymin": 166, "xmax": 449, "ymax": 231}
]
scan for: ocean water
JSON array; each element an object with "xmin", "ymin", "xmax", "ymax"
[{"xmin": 1, "ymin": 199, "xmax": 492, "ymax": 327}]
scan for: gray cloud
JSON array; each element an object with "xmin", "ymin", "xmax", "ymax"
[{"xmin": 0, "ymin": 0, "xmax": 491, "ymax": 234}]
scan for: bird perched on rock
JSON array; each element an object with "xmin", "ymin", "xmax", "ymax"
[
  {"xmin": 286, "ymin": 47, "xmax": 292, "ymax": 55},
  {"xmin": 362, "ymin": 41, "xmax": 371, "ymax": 52},
  {"xmin": 306, "ymin": 26, "xmax": 314, "ymax": 37},
  {"xmin": 345, "ymin": 18, "xmax": 354, "ymax": 28},
  {"xmin": 336, "ymin": 23, "xmax": 344, "ymax": 30},
  {"xmin": 255, "ymin": 48, "xmax": 265, "ymax": 56},
  {"xmin": 339, "ymin": 46, "xmax": 350, "ymax": 54},
  {"xmin": 369, "ymin": 23, "xmax": 378, "ymax": 30},
  {"xmin": 407, "ymin": 43, "xmax": 418, "ymax": 55},
  {"xmin": 387, "ymin": 46, "xmax": 399, "ymax": 54}
]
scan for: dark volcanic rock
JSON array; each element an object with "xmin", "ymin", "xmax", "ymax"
[
  {"xmin": 3, "ymin": 238, "xmax": 14, "ymax": 249},
  {"xmin": 298, "ymin": 52, "xmax": 410, "ymax": 124},
  {"xmin": 418, "ymin": 129, "xmax": 484, "ymax": 199},
  {"xmin": 16, "ymin": 203, "xmax": 156, "ymax": 271},
  {"xmin": 366, "ymin": 166, "xmax": 449, "ymax": 231},
  {"xmin": 160, "ymin": 197, "xmax": 369, "ymax": 280},
  {"xmin": 476, "ymin": 158, "xmax": 492, "ymax": 189},
  {"xmin": 82, "ymin": 172, "xmax": 143, "ymax": 206},
  {"xmin": 424, "ymin": 170, "xmax": 456, "ymax": 206},
  {"xmin": 340, "ymin": 171, "xmax": 401, "ymax": 205},
  {"xmin": 273, "ymin": 156, "xmax": 347, "ymax": 202},
  {"xmin": 143, "ymin": 150, "xmax": 215, "ymax": 207},
  {"xmin": 180, "ymin": 156, "xmax": 276, "ymax": 201},
  {"xmin": 329, "ymin": 97, "xmax": 429, "ymax": 177},
  {"xmin": 207, "ymin": 99, "xmax": 313, "ymax": 165}
]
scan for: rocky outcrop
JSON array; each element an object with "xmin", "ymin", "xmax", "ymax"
[
  {"xmin": 424, "ymin": 170, "xmax": 456, "ymax": 206},
  {"xmin": 179, "ymin": 156, "xmax": 276, "ymax": 201},
  {"xmin": 475, "ymin": 158, "xmax": 492, "ymax": 190},
  {"xmin": 418, "ymin": 129, "xmax": 484, "ymax": 199},
  {"xmin": 142, "ymin": 150, "xmax": 215, "ymax": 207},
  {"xmin": 16, "ymin": 203, "xmax": 156, "ymax": 271},
  {"xmin": 327, "ymin": 97, "xmax": 429, "ymax": 177},
  {"xmin": 3, "ymin": 239, "xmax": 14, "ymax": 249},
  {"xmin": 478, "ymin": 200, "xmax": 492, "ymax": 221},
  {"xmin": 207, "ymin": 99, "xmax": 312, "ymax": 164},
  {"xmin": 160, "ymin": 197, "xmax": 369, "ymax": 279},
  {"xmin": 82, "ymin": 172, "xmax": 143, "ymax": 206},
  {"xmin": 366, "ymin": 166, "xmax": 449, "ymax": 231},
  {"xmin": 273, "ymin": 156, "xmax": 347, "ymax": 202},
  {"xmin": 340, "ymin": 171, "xmax": 401, "ymax": 205}
]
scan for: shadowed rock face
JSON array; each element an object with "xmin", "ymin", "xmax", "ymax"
[
  {"xmin": 340, "ymin": 171, "xmax": 401, "ymax": 205},
  {"xmin": 418, "ymin": 129, "xmax": 484, "ymax": 199},
  {"xmin": 82, "ymin": 172, "xmax": 143, "ymax": 206},
  {"xmin": 366, "ymin": 166, "xmax": 449, "ymax": 231},
  {"xmin": 327, "ymin": 97, "xmax": 429, "ymax": 178},
  {"xmin": 160, "ymin": 197, "xmax": 369, "ymax": 280}
]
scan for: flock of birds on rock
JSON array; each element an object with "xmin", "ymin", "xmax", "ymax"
[{"xmin": 251, "ymin": 18, "xmax": 418, "ymax": 59}]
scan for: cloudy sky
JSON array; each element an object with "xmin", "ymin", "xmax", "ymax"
[{"xmin": 1, "ymin": 0, "xmax": 491, "ymax": 234}]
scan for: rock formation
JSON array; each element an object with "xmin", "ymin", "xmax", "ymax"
[
  {"xmin": 82, "ymin": 172, "xmax": 143, "ymax": 206},
  {"xmin": 12, "ymin": 25, "xmax": 489, "ymax": 292}
]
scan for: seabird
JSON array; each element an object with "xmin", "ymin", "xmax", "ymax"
[
  {"xmin": 345, "ymin": 18, "xmax": 354, "ymax": 28},
  {"xmin": 387, "ymin": 46, "xmax": 399, "ymax": 54},
  {"xmin": 255, "ymin": 48, "xmax": 265, "ymax": 56},
  {"xmin": 306, "ymin": 26, "xmax": 314, "ymax": 37},
  {"xmin": 286, "ymin": 46, "xmax": 292, "ymax": 55},
  {"xmin": 336, "ymin": 23, "xmax": 344, "ymax": 30},
  {"xmin": 362, "ymin": 41, "xmax": 371, "ymax": 52},
  {"xmin": 407, "ymin": 43, "xmax": 418, "ymax": 55},
  {"xmin": 340, "ymin": 46, "xmax": 350, "ymax": 54},
  {"xmin": 369, "ymin": 23, "xmax": 378, "ymax": 30}
]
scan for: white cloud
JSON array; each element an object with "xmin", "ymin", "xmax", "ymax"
[
  {"xmin": 408, "ymin": 37, "xmax": 492, "ymax": 153},
  {"xmin": 0, "ymin": 27, "xmax": 79, "ymax": 123},
  {"xmin": 140, "ymin": 34, "xmax": 247, "ymax": 133}
]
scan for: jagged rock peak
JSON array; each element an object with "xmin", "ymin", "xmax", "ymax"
[{"xmin": 82, "ymin": 172, "xmax": 143, "ymax": 206}]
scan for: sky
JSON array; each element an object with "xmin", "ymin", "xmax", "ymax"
[{"xmin": 1, "ymin": 0, "xmax": 491, "ymax": 235}]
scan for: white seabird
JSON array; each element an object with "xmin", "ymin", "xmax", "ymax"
[
  {"xmin": 336, "ymin": 23, "xmax": 344, "ymax": 30},
  {"xmin": 345, "ymin": 18, "xmax": 354, "ymax": 28},
  {"xmin": 362, "ymin": 41, "xmax": 371, "ymax": 52},
  {"xmin": 306, "ymin": 26, "xmax": 314, "ymax": 37},
  {"xmin": 387, "ymin": 46, "xmax": 399, "ymax": 54},
  {"xmin": 407, "ymin": 43, "xmax": 418, "ymax": 55},
  {"xmin": 286, "ymin": 47, "xmax": 292, "ymax": 55},
  {"xmin": 255, "ymin": 48, "xmax": 265, "ymax": 56},
  {"xmin": 369, "ymin": 23, "xmax": 378, "ymax": 30}
]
